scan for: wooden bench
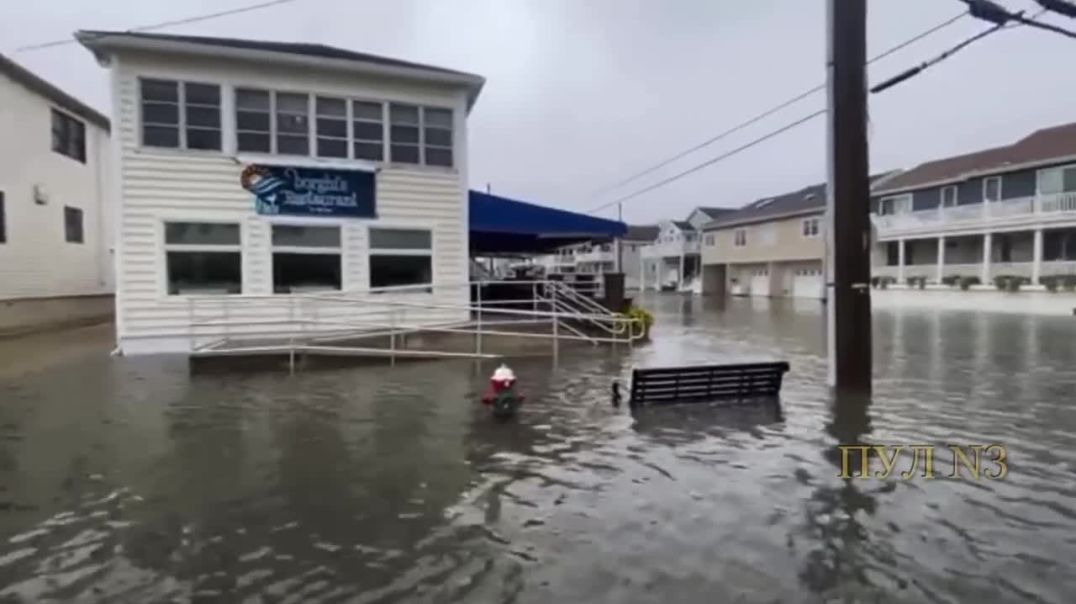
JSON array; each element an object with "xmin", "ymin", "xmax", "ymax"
[{"xmin": 627, "ymin": 362, "xmax": 790, "ymax": 407}]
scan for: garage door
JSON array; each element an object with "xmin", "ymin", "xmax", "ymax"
[
  {"xmin": 750, "ymin": 274, "xmax": 770, "ymax": 297},
  {"xmin": 792, "ymin": 268, "xmax": 824, "ymax": 299}
]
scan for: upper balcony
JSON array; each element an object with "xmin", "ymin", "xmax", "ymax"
[
  {"xmin": 576, "ymin": 246, "xmax": 615, "ymax": 264},
  {"xmin": 873, "ymin": 192, "xmax": 1076, "ymax": 239},
  {"xmin": 640, "ymin": 238, "xmax": 700, "ymax": 259}
]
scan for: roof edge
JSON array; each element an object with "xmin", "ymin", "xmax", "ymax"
[
  {"xmin": 873, "ymin": 153, "xmax": 1076, "ymax": 196},
  {"xmin": 0, "ymin": 52, "xmax": 109, "ymax": 131},
  {"xmin": 703, "ymin": 206, "xmax": 824, "ymax": 231},
  {"xmin": 76, "ymin": 30, "xmax": 486, "ymax": 111}
]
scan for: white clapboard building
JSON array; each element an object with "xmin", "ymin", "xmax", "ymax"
[{"xmin": 79, "ymin": 31, "xmax": 484, "ymax": 355}]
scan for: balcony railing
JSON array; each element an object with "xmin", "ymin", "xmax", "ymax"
[
  {"xmin": 873, "ymin": 192, "xmax": 1076, "ymax": 235},
  {"xmin": 640, "ymin": 239, "xmax": 700, "ymax": 258}
]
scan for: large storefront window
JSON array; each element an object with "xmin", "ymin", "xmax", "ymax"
[
  {"xmin": 271, "ymin": 225, "xmax": 342, "ymax": 293},
  {"xmin": 369, "ymin": 228, "xmax": 432, "ymax": 291},
  {"xmin": 164, "ymin": 222, "xmax": 241, "ymax": 295}
]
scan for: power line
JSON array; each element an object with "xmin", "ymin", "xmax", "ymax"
[
  {"xmin": 14, "ymin": 0, "xmax": 305, "ymax": 53},
  {"xmin": 590, "ymin": 6, "xmax": 1061, "ymax": 216},
  {"xmin": 872, "ymin": 6, "xmax": 1053, "ymax": 93},
  {"xmin": 587, "ymin": 109, "xmax": 826, "ymax": 214},
  {"xmin": 587, "ymin": 10, "xmax": 971, "ymax": 200}
]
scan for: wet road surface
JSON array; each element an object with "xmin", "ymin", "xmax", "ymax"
[{"xmin": 0, "ymin": 294, "xmax": 1074, "ymax": 603}]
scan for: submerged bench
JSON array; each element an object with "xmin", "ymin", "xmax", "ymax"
[{"xmin": 626, "ymin": 361, "xmax": 790, "ymax": 407}]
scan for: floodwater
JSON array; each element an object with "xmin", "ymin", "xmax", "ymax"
[{"xmin": 1, "ymin": 295, "xmax": 1075, "ymax": 603}]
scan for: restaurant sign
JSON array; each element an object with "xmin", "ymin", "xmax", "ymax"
[{"xmin": 241, "ymin": 164, "xmax": 376, "ymax": 218}]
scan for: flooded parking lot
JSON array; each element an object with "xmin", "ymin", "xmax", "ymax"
[{"xmin": 1, "ymin": 294, "xmax": 1075, "ymax": 603}]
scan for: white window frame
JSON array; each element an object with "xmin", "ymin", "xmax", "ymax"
[
  {"xmin": 982, "ymin": 176, "xmax": 1002, "ymax": 203},
  {"xmin": 801, "ymin": 217, "xmax": 820, "ymax": 238},
  {"xmin": 160, "ymin": 220, "xmax": 243, "ymax": 296},
  {"xmin": 734, "ymin": 229, "xmax": 747, "ymax": 247},
  {"xmin": 704, "ymin": 233, "xmax": 715, "ymax": 246},
  {"xmin": 879, "ymin": 194, "xmax": 912, "ymax": 215},
  {"xmin": 368, "ymin": 226, "xmax": 435, "ymax": 293},
  {"xmin": 940, "ymin": 185, "xmax": 958, "ymax": 208},
  {"xmin": 1037, "ymin": 163, "xmax": 1076, "ymax": 195},
  {"xmin": 139, "ymin": 78, "xmax": 223, "ymax": 152},
  {"xmin": 269, "ymin": 222, "xmax": 344, "ymax": 294}
]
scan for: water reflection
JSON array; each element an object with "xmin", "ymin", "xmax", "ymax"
[{"xmin": 0, "ymin": 295, "xmax": 1075, "ymax": 602}]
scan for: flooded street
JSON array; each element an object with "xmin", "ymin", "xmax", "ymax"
[{"xmin": 1, "ymin": 294, "xmax": 1075, "ymax": 603}]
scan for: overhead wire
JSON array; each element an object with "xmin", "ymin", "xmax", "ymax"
[{"xmin": 14, "ymin": 0, "xmax": 306, "ymax": 53}]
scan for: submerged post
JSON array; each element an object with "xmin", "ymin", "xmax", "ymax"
[
  {"xmin": 551, "ymin": 285, "xmax": 559, "ymax": 360},
  {"xmin": 825, "ymin": 0, "xmax": 872, "ymax": 392},
  {"xmin": 475, "ymin": 282, "xmax": 483, "ymax": 356}
]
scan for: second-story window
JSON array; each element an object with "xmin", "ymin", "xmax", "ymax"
[
  {"xmin": 236, "ymin": 88, "xmax": 271, "ymax": 152},
  {"xmin": 276, "ymin": 93, "xmax": 310, "ymax": 155},
  {"xmin": 140, "ymin": 79, "xmax": 221, "ymax": 150},
  {"xmin": 734, "ymin": 229, "xmax": 747, "ymax": 247},
  {"xmin": 315, "ymin": 97, "xmax": 348, "ymax": 158},
  {"xmin": 51, "ymin": 109, "xmax": 86, "ymax": 163},
  {"xmin": 389, "ymin": 104, "xmax": 454, "ymax": 167},
  {"xmin": 352, "ymin": 101, "xmax": 384, "ymax": 161},
  {"xmin": 983, "ymin": 176, "xmax": 1002, "ymax": 202},
  {"xmin": 802, "ymin": 218, "xmax": 820, "ymax": 238},
  {"xmin": 424, "ymin": 108, "xmax": 453, "ymax": 167},
  {"xmin": 941, "ymin": 185, "xmax": 958, "ymax": 208},
  {"xmin": 389, "ymin": 104, "xmax": 421, "ymax": 164}
]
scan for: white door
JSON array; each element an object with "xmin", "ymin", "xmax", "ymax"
[
  {"xmin": 750, "ymin": 272, "xmax": 770, "ymax": 297},
  {"xmin": 792, "ymin": 268, "xmax": 824, "ymax": 299}
]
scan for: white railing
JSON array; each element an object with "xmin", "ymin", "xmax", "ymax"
[
  {"xmin": 874, "ymin": 192, "xmax": 1076, "ymax": 236},
  {"xmin": 185, "ymin": 279, "xmax": 645, "ymax": 369},
  {"xmin": 1040, "ymin": 192, "xmax": 1076, "ymax": 213},
  {"xmin": 640, "ymin": 239, "xmax": 700, "ymax": 259}
]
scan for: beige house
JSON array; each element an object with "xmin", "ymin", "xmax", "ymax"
[{"xmin": 701, "ymin": 183, "xmax": 827, "ymax": 299}]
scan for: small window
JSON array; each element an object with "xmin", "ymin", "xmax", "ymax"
[
  {"xmin": 64, "ymin": 207, "xmax": 84, "ymax": 243},
  {"xmin": 164, "ymin": 222, "xmax": 242, "ymax": 295},
  {"xmin": 369, "ymin": 227, "xmax": 433, "ymax": 291},
  {"xmin": 802, "ymin": 218, "xmax": 820, "ymax": 238},
  {"xmin": 51, "ymin": 109, "xmax": 86, "ymax": 163},
  {"xmin": 734, "ymin": 229, "xmax": 747, "ymax": 247},
  {"xmin": 140, "ymin": 79, "xmax": 221, "ymax": 150},
  {"xmin": 941, "ymin": 185, "xmax": 958, "ymax": 207},
  {"xmin": 0, "ymin": 191, "xmax": 6, "ymax": 243},
  {"xmin": 316, "ymin": 97, "xmax": 348, "ymax": 158},
  {"xmin": 236, "ymin": 88, "xmax": 272, "ymax": 152},
  {"xmin": 352, "ymin": 101, "xmax": 384, "ymax": 161},
  {"xmin": 423, "ymin": 107, "xmax": 453, "ymax": 167},
  {"xmin": 983, "ymin": 176, "xmax": 1002, "ymax": 202},
  {"xmin": 389, "ymin": 104, "xmax": 421, "ymax": 164},
  {"xmin": 185, "ymin": 83, "xmax": 221, "ymax": 150},
  {"xmin": 272, "ymin": 225, "xmax": 341, "ymax": 293},
  {"xmin": 276, "ymin": 93, "xmax": 310, "ymax": 155},
  {"xmin": 705, "ymin": 234, "xmax": 715, "ymax": 246}
]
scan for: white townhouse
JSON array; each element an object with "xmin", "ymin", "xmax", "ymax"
[
  {"xmin": 78, "ymin": 31, "xmax": 485, "ymax": 355},
  {"xmin": 0, "ymin": 54, "xmax": 113, "ymax": 334}
]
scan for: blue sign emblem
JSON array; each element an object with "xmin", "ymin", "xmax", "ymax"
[{"xmin": 240, "ymin": 164, "xmax": 376, "ymax": 218}]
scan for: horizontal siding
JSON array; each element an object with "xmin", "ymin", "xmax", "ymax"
[{"xmin": 112, "ymin": 66, "xmax": 469, "ymax": 348}]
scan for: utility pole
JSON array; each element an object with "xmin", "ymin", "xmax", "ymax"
[
  {"xmin": 615, "ymin": 201, "xmax": 624, "ymax": 273},
  {"xmin": 825, "ymin": 0, "xmax": 872, "ymax": 393}
]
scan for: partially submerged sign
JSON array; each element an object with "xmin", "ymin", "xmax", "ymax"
[{"xmin": 241, "ymin": 164, "xmax": 376, "ymax": 218}]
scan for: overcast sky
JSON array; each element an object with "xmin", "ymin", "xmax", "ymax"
[{"xmin": 3, "ymin": 0, "xmax": 1074, "ymax": 223}]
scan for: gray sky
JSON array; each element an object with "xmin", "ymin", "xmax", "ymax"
[{"xmin": 4, "ymin": 0, "xmax": 1074, "ymax": 223}]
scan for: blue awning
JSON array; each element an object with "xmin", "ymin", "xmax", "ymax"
[{"xmin": 469, "ymin": 190, "xmax": 627, "ymax": 254}]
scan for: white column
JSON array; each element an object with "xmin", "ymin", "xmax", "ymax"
[
  {"xmin": 936, "ymin": 236, "xmax": 946, "ymax": 283},
  {"xmin": 679, "ymin": 254, "xmax": 685, "ymax": 287},
  {"xmin": 897, "ymin": 239, "xmax": 906, "ymax": 283},
  {"xmin": 639, "ymin": 257, "xmax": 645, "ymax": 291},
  {"xmin": 1032, "ymin": 228, "xmax": 1044, "ymax": 285},
  {"xmin": 981, "ymin": 232, "xmax": 992, "ymax": 285}
]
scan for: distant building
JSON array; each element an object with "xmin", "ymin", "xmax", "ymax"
[
  {"xmin": 871, "ymin": 121, "xmax": 1076, "ymax": 288},
  {"xmin": 528, "ymin": 224, "xmax": 659, "ymax": 290},
  {"xmin": 0, "ymin": 54, "xmax": 114, "ymax": 335},
  {"xmin": 79, "ymin": 31, "xmax": 485, "ymax": 354},
  {"xmin": 640, "ymin": 207, "xmax": 733, "ymax": 291},
  {"xmin": 700, "ymin": 174, "xmax": 897, "ymax": 299}
]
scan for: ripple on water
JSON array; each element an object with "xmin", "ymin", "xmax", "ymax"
[{"xmin": 0, "ymin": 295, "xmax": 1074, "ymax": 602}]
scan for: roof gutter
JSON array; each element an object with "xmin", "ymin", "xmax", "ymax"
[
  {"xmin": 76, "ymin": 32, "xmax": 487, "ymax": 112},
  {"xmin": 702, "ymin": 205, "xmax": 824, "ymax": 231}
]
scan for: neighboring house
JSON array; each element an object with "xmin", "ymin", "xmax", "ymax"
[
  {"xmin": 0, "ymin": 53, "xmax": 114, "ymax": 335},
  {"xmin": 701, "ymin": 173, "xmax": 898, "ymax": 299},
  {"xmin": 871, "ymin": 121, "xmax": 1076, "ymax": 288},
  {"xmin": 526, "ymin": 224, "xmax": 659, "ymax": 289},
  {"xmin": 640, "ymin": 207, "xmax": 733, "ymax": 291},
  {"xmin": 79, "ymin": 31, "xmax": 485, "ymax": 354},
  {"xmin": 701, "ymin": 184, "xmax": 829, "ymax": 299}
]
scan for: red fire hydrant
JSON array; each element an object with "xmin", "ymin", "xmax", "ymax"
[{"xmin": 481, "ymin": 364, "xmax": 524, "ymax": 417}]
